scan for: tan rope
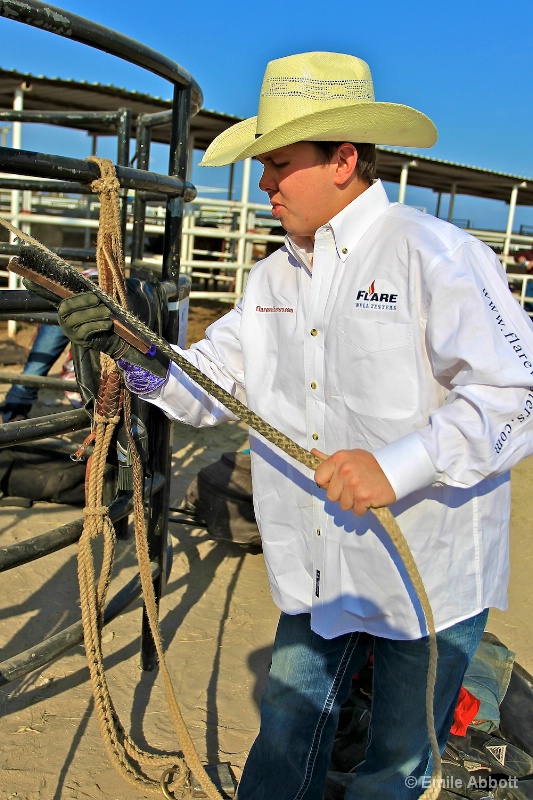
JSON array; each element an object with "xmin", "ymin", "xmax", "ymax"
[
  {"xmin": 80, "ymin": 158, "xmax": 224, "ymax": 799},
  {"xmin": 0, "ymin": 204, "xmax": 442, "ymax": 797},
  {"xmin": 0, "ymin": 206, "xmax": 217, "ymax": 798},
  {"xmin": 86, "ymin": 155, "xmax": 124, "ymax": 298},
  {"xmin": 124, "ymin": 390, "xmax": 230, "ymax": 798}
]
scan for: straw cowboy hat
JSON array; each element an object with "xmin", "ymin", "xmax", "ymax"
[{"xmin": 199, "ymin": 51, "xmax": 437, "ymax": 167}]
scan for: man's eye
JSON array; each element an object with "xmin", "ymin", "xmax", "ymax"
[{"xmin": 272, "ymin": 161, "xmax": 289, "ymax": 168}]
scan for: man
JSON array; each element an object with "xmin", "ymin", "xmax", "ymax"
[
  {"xmin": 1, "ymin": 267, "xmax": 100, "ymax": 423},
  {"xmin": 513, "ymin": 249, "xmax": 533, "ymax": 313},
  {"xmin": 51, "ymin": 52, "xmax": 533, "ymax": 799},
  {"xmin": 0, "ymin": 323, "xmax": 70, "ymax": 422}
]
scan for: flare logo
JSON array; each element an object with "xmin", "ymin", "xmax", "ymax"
[{"xmin": 355, "ymin": 278, "xmax": 398, "ymax": 310}]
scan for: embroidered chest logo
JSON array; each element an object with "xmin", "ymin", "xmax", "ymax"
[
  {"xmin": 355, "ymin": 279, "xmax": 398, "ymax": 311},
  {"xmin": 256, "ymin": 305, "xmax": 294, "ymax": 313}
]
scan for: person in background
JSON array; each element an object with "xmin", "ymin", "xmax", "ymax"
[
  {"xmin": 37, "ymin": 52, "xmax": 533, "ymax": 799},
  {"xmin": 1, "ymin": 266, "xmax": 98, "ymax": 422},
  {"xmin": 513, "ymin": 248, "xmax": 533, "ymax": 314},
  {"xmin": 0, "ymin": 323, "xmax": 69, "ymax": 422}
]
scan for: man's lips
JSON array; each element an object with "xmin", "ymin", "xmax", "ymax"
[{"xmin": 271, "ymin": 202, "xmax": 284, "ymax": 218}]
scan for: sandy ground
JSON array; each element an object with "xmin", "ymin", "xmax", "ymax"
[{"xmin": 0, "ymin": 306, "xmax": 532, "ymax": 800}]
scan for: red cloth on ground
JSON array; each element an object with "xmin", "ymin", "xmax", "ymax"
[{"xmin": 450, "ymin": 686, "xmax": 481, "ymax": 736}]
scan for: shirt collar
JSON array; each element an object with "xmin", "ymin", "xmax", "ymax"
[
  {"xmin": 285, "ymin": 179, "xmax": 390, "ymax": 267},
  {"xmin": 326, "ymin": 179, "xmax": 390, "ymax": 262},
  {"xmin": 285, "ymin": 234, "xmax": 314, "ymax": 271}
]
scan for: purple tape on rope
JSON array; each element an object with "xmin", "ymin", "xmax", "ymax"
[{"xmin": 117, "ymin": 358, "xmax": 167, "ymax": 395}]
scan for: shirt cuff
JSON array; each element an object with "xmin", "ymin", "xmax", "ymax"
[{"xmin": 373, "ymin": 433, "xmax": 437, "ymax": 502}]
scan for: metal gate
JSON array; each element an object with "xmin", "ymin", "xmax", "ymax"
[{"xmin": 0, "ymin": 0, "xmax": 199, "ymax": 682}]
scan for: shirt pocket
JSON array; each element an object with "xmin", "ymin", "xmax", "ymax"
[{"xmin": 335, "ymin": 318, "xmax": 418, "ymax": 419}]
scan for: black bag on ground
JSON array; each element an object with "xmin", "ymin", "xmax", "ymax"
[
  {"xmin": 326, "ymin": 635, "xmax": 533, "ymax": 800},
  {"xmin": 185, "ymin": 451, "xmax": 261, "ymax": 548},
  {"xmin": 0, "ymin": 443, "xmax": 88, "ymax": 505}
]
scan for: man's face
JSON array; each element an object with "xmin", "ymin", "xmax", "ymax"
[{"xmin": 257, "ymin": 142, "xmax": 339, "ymax": 239}]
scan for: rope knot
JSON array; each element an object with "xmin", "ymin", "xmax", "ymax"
[
  {"xmin": 87, "ymin": 155, "xmax": 121, "ymax": 196},
  {"xmin": 93, "ymin": 412, "xmax": 122, "ymax": 426},
  {"xmin": 83, "ymin": 506, "xmax": 109, "ymax": 518}
]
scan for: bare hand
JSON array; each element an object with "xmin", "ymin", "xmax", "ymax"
[{"xmin": 312, "ymin": 448, "xmax": 396, "ymax": 516}]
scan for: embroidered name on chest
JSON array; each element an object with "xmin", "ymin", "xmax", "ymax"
[{"xmin": 256, "ymin": 305, "xmax": 294, "ymax": 313}]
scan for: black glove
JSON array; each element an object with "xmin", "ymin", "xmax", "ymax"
[
  {"xmin": 58, "ymin": 292, "xmax": 169, "ymax": 378},
  {"xmin": 22, "ymin": 277, "xmax": 61, "ymax": 306}
]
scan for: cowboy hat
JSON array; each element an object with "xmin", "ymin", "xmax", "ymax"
[{"xmin": 199, "ymin": 51, "xmax": 437, "ymax": 167}]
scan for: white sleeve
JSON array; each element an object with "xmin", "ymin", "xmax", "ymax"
[
  {"xmin": 141, "ymin": 301, "xmax": 246, "ymax": 428},
  {"xmin": 375, "ymin": 241, "xmax": 533, "ymax": 500}
]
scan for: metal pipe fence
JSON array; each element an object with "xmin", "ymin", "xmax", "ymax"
[
  {"xmin": 0, "ymin": 0, "xmax": 198, "ymax": 683},
  {"xmin": 4, "ymin": 188, "xmax": 533, "ymax": 305},
  {"xmin": 0, "ymin": 186, "xmax": 285, "ymax": 301}
]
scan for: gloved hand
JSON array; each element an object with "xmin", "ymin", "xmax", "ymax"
[
  {"xmin": 58, "ymin": 292, "xmax": 169, "ymax": 379},
  {"xmin": 22, "ymin": 277, "xmax": 61, "ymax": 306},
  {"xmin": 58, "ymin": 291, "xmax": 125, "ymax": 356}
]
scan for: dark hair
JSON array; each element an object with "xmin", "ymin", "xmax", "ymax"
[{"xmin": 311, "ymin": 141, "xmax": 376, "ymax": 185}]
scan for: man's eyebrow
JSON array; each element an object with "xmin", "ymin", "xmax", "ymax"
[{"xmin": 259, "ymin": 150, "xmax": 288, "ymax": 163}]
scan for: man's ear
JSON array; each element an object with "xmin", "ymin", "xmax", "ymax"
[{"xmin": 333, "ymin": 143, "xmax": 358, "ymax": 186}]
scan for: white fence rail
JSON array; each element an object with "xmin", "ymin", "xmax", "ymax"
[
  {"xmin": 1, "ymin": 188, "xmax": 532, "ymax": 312},
  {"xmin": 0, "ymin": 188, "xmax": 285, "ymax": 304}
]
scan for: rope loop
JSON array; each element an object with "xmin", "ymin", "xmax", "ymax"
[{"xmin": 160, "ymin": 762, "xmax": 193, "ymax": 799}]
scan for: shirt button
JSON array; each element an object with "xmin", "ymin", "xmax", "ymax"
[
  {"xmin": 310, "ymin": 381, "xmax": 317, "ymax": 390},
  {"xmin": 341, "ymin": 247, "xmax": 348, "ymax": 254},
  {"xmin": 310, "ymin": 328, "xmax": 318, "ymax": 336},
  {"xmin": 312, "ymin": 433, "xmax": 319, "ymax": 441},
  {"xmin": 316, "ymin": 528, "xmax": 321, "ymax": 536}
]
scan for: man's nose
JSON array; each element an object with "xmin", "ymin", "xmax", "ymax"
[{"xmin": 259, "ymin": 166, "xmax": 276, "ymax": 193}]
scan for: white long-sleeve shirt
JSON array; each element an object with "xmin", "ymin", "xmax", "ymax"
[{"xmin": 142, "ymin": 180, "xmax": 533, "ymax": 640}]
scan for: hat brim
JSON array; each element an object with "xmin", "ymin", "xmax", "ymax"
[{"xmin": 199, "ymin": 102, "xmax": 437, "ymax": 167}]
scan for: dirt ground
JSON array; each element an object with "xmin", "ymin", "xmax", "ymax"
[{"xmin": 0, "ymin": 303, "xmax": 532, "ymax": 800}]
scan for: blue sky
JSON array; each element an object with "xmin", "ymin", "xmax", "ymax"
[{"xmin": 1, "ymin": 0, "xmax": 533, "ymax": 230}]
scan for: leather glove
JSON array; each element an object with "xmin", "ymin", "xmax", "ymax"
[
  {"xmin": 58, "ymin": 292, "xmax": 169, "ymax": 379},
  {"xmin": 22, "ymin": 277, "xmax": 61, "ymax": 306}
]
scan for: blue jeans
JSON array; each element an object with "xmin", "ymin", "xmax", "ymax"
[
  {"xmin": 238, "ymin": 609, "xmax": 488, "ymax": 800},
  {"xmin": 2, "ymin": 324, "xmax": 69, "ymax": 419}
]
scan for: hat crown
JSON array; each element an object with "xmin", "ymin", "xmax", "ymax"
[
  {"xmin": 199, "ymin": 50, "xmax": 437, "ymax": 168},
  {"xmin": 256, "ymin": 52, "xmax": 375, "ymax": 135}
]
